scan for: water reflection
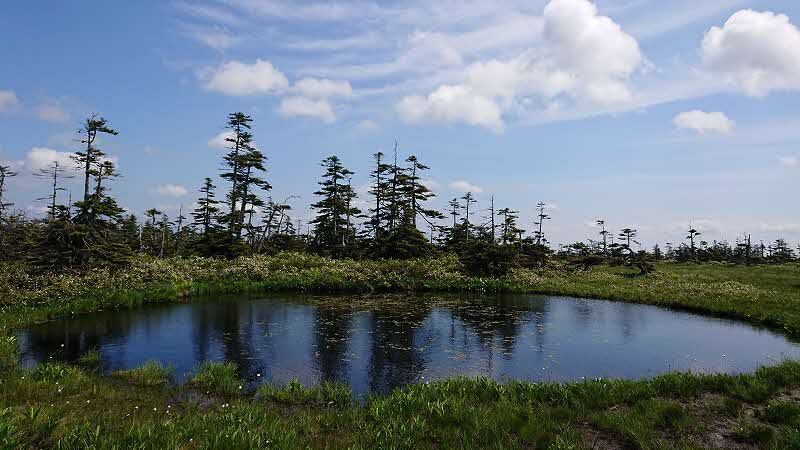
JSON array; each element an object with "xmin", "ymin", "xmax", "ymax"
[{"xmin": 17, "ymin": 294, "xmax": 800, "ymax": 395}]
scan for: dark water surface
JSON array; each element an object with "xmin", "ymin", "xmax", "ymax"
[{"xmin": 17, "ymin": 294, "xmax": 800, "ymax": 395}]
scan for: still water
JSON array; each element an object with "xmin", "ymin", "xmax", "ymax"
[{"xmin": 17, "ymin": 294, "xmax": 800, "ymax": 394}]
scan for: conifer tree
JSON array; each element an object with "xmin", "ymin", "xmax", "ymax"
[
  {"xmin": 686, "ymin": 224, "xmax": 701, "ymax": 260},
  {"xmin": 618, "ymin": 228, "xmax": 638, "ymax": 249},
  {"xmin": 497, "ymin": 207, "xmax": 522, "ymax": 245},
  {"xmin": 596, "ymin": 219, "xmax": 609, "ymax": 255},
  {"xmin": 367, "ymin": 151, "xmax": 391, "ymax": 239},
  {"xmin": 235, "ymin": 148, "xmax": 271, "ymax": 239},
  {"xmin": 68, "ymin": 115, "xmax": 130, "ymax": 270},
  {"xmin": 461, "ymin": 192, "xmax": 476, "ymax": 231},
  {"xmin": 72, "ymin": 115, "xmax": 118, "ymax": 204},
  {"xmin": 385, "ymin": 144, "xmax": 408, "ymax": 232},
  {"xmin": 193, "ymin": 177, "xmax": 220, "ymax": 234},
  {"xmin": 310, "ymin": 156, "xmax": 360, "ymax": 256},
  {"xmin": 33, "ymin": 161, "xmax": 74, "ymax": 220},
  {"xmin": 448, "ymin": 197, "xmax": 461, "ymax": 228},
  {"xmin": 219, "ymin": 112, "xmax": 256, "ymax": 236},
  {"xmin": 533, "ymin": 202, "xmax": 551, "ymax": 245},
  {"xmin": 402, "ymin": 155, "xmax": 442, "ymax": 228},
  {"xmin": 0, "ymin": 165, "xmax": 19, "ymax": 220}
]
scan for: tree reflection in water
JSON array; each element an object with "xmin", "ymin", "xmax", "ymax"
[{"xmin": 17, "ymin": 293, "xmax": 800, "ymax": 395}]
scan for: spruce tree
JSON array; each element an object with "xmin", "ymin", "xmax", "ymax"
[
  {"xmin": 72, "ymin": 115, "xmax": 118, "ymax": 204},
  {"xmin": 460, "ymin": 192, "xmax": 477, "ymax": 234},
  {"xmin": 367, "ymin": 151, "xmax": 391, "ymax": 239},
  {"xmin": 533, "ymin": 202, "xmax": 551, "ymax": 245},
  {"xmin": 235, "ymin": 148, "xmax": 271, "ymax": 240},
  {"xmin": 497, "ymin": 207, "xmax": 522, "ymax": 245},
  {"xmin": 193, "ymin": 178, "xmax": 220, "ymax": 234},
  {"xmin": 219, "ymin": 112, "xmax": 255, "ymax": 237},
  {"xmin": 68, "ymin": 115, "xmax": 130, "ymax": 270},
  {"xmin": 310, "ymin": 156, "xmax": 360, "ymax": 257},
  {"xmin": 402, "ymin": 155, "xmax": 442, "ymax": 228},
  {"xmin": 596, "ymin": 219, "xmax": 609, "ymax": 255},
  {"xmin": 33, "ymin": 161, "xmax": 74, "ymax": 220},
  {"xmin": 0, "ymin": 165, "xmax": 19, "ymax": 220},
  {"xmin": 686, "ymin": 225, "xmax": 701, "ymax": 260}
]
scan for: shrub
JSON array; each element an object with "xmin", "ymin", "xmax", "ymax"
[{"xmin": 458, "ymin": 240, "xmax": 517, "ymax": 277}]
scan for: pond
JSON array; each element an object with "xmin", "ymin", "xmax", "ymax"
[{"xmin": 17, "ymin": 294, "xmax": 800, "ymax": 395}]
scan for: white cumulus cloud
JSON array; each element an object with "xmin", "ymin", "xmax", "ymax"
[
  {"xmin": 25, "ymin": 147, "xmax": 80, "ymax": 172},
  {"xmin": 449, "ymin": 180, "xmax": 484, "ymax": 193},
  {"xmin": 203, "ymin": 59, "xmax": 289, "ymax": 96},
  {"xmin": 278, "ymin": 97, "xmax": 336, "ymax": 123},
  {"xmin": 538, "ymin": 0, "xmax": 642, "ymax": 104},
  {"xmin": 397, "ymin": 85, "xmax": 504, "ymax": 133},
  {"xmin": 673, "ymin": 110, "xmax": 734, "ymax": 134},
  {"xmin": 0, "ymin": 90, "xmax": 19, "ymax": 112},
  {"xmin": 702, "ymin": 9, "xmax": 800, "ymax": 97},
  {"xmin": 396, "ymin": 0, "xmax": 642, "ymax": 131},
  {"xmin": 153, "ymin": 184, "xmax": 188, "ymax": 197},
  {"xmin": 208, "ymin": 131, "xmax": 234, "ymax": 150}
]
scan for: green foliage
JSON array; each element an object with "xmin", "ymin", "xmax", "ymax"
[
  {"xmin": 457, "ymin": 240, "xmax": 518, "ymax": 277},
  {"xmin": 371, "ymin": 222, "xmax": 435, "ymax": 259},
  {"xmin": 516, "ymin": 242, "xmax": 553, "ymax": 270},
  {"xmin": 310, "ymin": 156, "xmax": 360, "ymax": 257}
]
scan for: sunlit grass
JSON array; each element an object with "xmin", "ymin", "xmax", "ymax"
[{"xmin": 0, "ymin": 355, "xmax": 798, "ymax": 447}]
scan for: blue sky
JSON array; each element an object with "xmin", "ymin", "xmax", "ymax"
[{"xmin": 1, "ymin": 0, "xmax": 798, "ymax": 248}]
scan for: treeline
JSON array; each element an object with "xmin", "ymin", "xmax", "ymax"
[{"xmin": 0, "ymin": 112, "xmax": 797, "ymax": 276}]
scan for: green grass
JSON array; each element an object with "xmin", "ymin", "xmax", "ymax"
[
  {"xmin": 77, "ymin": 349, "xmax": 101, "ymax": 368},
  {"xmin": 112, "ymin": 361, "xmax": 173, "ymax": 387},
  {"xmin": 1, "ymin": 359, "xmax": 800, "ymax": 448},
  {"xmin": 1, "ymin": 254, "xmax": 798, "ymax": 335},
  {"xmin": 257, "ymin": 379, "xmax": 353, "ymax": 407},
  {"xmin": 0, "ymin": 255, "xmax": 799, "ymax": 447},
  {"xmin": 188, "ymin": 362, "xmax": 244, "ymax": 396}
]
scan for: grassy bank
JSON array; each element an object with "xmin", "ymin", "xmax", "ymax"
[
  {"xmin": 2, "ymin": 355, "xmax": 800, "ymax": 448},
  {"xmin": 2, "ymin": 253, "xmax": 799, "ymax": 333},
  {"xmin": 1, "ymin": 254, "xmax": 800, "ymax": 448}
]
